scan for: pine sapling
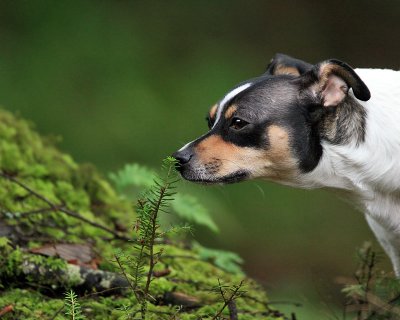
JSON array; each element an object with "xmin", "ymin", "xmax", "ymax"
[
  {"xmin": 211, "ymin": 279, "xmax": 246, "ymax": 320},
  {"xmin": 115, "ymin": 157, "xmax": 179, "ymax": 319},
  {"xmin": 64, "ymin": 290, "xmax": 85, "ymax": 320}
]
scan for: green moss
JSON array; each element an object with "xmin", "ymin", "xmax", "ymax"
[
  {"xmin": 0, "ymin": 109, "xmax": 134, "ymax": 244},
  {"xmin": 0, "ymin": 109, "xmax": 284, "ymax": 319},
  {"xmin": 0, "ymin": 289, "xmax": 64, "ymax": 320}
]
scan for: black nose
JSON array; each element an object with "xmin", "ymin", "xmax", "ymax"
[{"xmin": 172, "ymin": 148, "xmax": 193, "ymax": 167}]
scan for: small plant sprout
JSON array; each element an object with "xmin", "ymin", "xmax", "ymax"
[
  {"xmin": 115, "ymin": 157, "xmax": 181, "ymax": 319},
  {"xmin": 211, "ymin": 279, "xmax": 246, "ymax": 320},
  {"xmin": 64, "ymin": 290, "xmax": 85, "ymax": 320},
  {"xmin": 341, "ymin": 242, "xmax": 400, "ymax": 319}
]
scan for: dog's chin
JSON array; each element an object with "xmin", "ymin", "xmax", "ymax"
[{"xmin": 180, "ymin": 170, "xmax": 249, "ymax": 185}]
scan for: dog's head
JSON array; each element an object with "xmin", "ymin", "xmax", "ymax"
[{"xmin": 173, "ymin": 54, "xmax": 370, "ymax": 185}]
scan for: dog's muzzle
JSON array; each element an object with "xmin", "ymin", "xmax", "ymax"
[
  {"xmin": 172, "ymin": 146, "xmax": 249, "ymax": 184},
  {"xmin": 172, "ymin": 147, "xmax": 194, "ymax": 173}
]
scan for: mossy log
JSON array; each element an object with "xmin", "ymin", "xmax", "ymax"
[{"xmin": 0, "ymin": 109, "xmax": 286, "ymax": 319}]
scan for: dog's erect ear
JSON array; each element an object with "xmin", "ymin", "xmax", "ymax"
[
  {"xmin": 266, "ymin": 53, "xmax": 313, "ymax": 76},
  {"xmin": 303, "ymin": 59, "xmax": 371, "ymax": 107}
]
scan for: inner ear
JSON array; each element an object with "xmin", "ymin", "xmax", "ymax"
[
  {"xmin": 306, "ymin": 59, "xmax": 370, "ymax": 107},
  {"xmin": 321, "ymin": 74, "xmax": 348, "ymax": 107}
]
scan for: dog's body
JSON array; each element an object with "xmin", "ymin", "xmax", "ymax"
[{"xmin": 173, "ymin": 54, "xmax": 400, "ymax": 275}]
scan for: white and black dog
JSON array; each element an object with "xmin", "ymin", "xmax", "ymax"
[{"xmin": 173, "ymin": 54, "xmax": 400, "ymax": 275}]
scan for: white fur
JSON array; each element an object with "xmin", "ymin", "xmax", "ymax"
[
  {"xmin": 180, "ymin": 83, "xmax": 252, "ymax": 152},
  {"xmin": 178, "ymin": 141, "xmax": 192, "ymax": 152},
  {"xmin": 298, "ymin": 68, "xmax": 400, "ymax": 275},
  {"xmin": 213, "ymin": 83, "xmax": 252, "ymax": 128}
]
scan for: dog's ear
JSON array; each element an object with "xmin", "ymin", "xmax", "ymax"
[
  {"xmin": 302, "ymin": 59, "xmax": 371, "ymax": 107},
  {"xmin": 266, "ymin": 53, "xmax": 313, "ymax": 76}
]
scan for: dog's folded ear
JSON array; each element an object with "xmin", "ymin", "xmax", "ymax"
[
  {"xmin": 302, "ymin": 59, "xmax": 371, "ymax": 107},
  {"xmin": 266, "ymin": 53, "xmax": 313, "ymax": 76}
]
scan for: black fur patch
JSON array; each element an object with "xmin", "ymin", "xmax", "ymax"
[
  {"xmin": 319, "ymin": 97, "xmax": 367, "ymax": 145},
  {"xmin": 212, "ymin": 73, "xmax": 366, "ymax": 173},
  {"xmin": 222, "ymin": 76, "xmax": 324, "ymax": 173},
  {"xmin": 189, "ymin": 58, "xmax": 368, "ymax": 176},
  {"xmin": 266, "ymin": 53, "xmax": 313, "ymax": 76}
]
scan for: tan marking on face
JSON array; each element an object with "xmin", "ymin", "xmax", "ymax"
[
  {"xmin": 195, "ymin": 135, "xmax": 239, "ymax": 164},
  {"xmin": 195, "ymin": 135, "xmax": 250, "ymax": 177},
  {"xmin": 193, "ymin": 127, "xmax": 298, "ymax": 182},
  {"xmin": 244, "ymin": 125, "xmax": 297, "ymax": 181},
  {"xmin": 224, "ymin": 105, "xmax": 237, "ymax": 119},
  {"xmin": 209, "ymin": 104, "xmax": 218, "ymax": 120},
  {"xmin": 266, "ymin": 125, "xmax": 291, "ymax": 160},
  {"xmin": 275, "ymin": 65, "xmax": 300, "ymax": 76}
]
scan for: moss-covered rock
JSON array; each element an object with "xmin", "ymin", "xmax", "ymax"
[{"xmin": 0, "ymin": 109, "xmax": 285, "ymax": 319}]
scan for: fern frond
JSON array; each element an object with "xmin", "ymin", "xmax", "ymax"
[
  {"xmin": 109, "ymin": 163, "xmax": 156, "ymax": 192},
  {"xmin": 172, "ymin": 193, "xmax": 219, "ymax": 233},
  {"xmin": 109, "ymin": 160, "xmax": 219, "ymax": 233},
  {"xmin": 194, "ymin": 242, "xmax": 243, "ymax": 274}
]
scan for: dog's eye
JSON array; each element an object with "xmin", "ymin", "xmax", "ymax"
[{"xmin": 230, "ymin": 117, "xmax": 249, "ymax": 130}]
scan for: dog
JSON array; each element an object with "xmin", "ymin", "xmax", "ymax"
[{"xmin": 173, "ymin": 53, "xmax": 400, "ymax": 276}]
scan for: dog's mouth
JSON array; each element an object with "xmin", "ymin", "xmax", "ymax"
[{"xmin": 180, "ymin": 169, "xmax": 249, "ymax": 185}]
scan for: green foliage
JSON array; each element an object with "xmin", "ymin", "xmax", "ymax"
[
  {"xmin": 109, "ymin": 163, "xmax": 156, "ymax": 192},
  {"xmin": 0, "ymin": 247, "xmax": 23, "ymax": 280},
  {"xmin": 0, "ymin": 110, "xmax": 281, "ymax": 319},
  {"xmin": 0, "ymin": 289, "xmax": 64, "ymax": 320},
  {"xmin": 194, "ymin": 241, "xmax": 244, "ymax": 274},
  {"xmin": 111, "ymin": 158, "xmax": 274, "ymax": 319},
  {"xmin": 341, "ymin": 242, "xmax": 400, "ymax": 320},
  {"xmin": 109, "ymin": 162, "xmax": 219, "ymax": 233},
  {"xmin": 65, "ymin": 290, "xmax": 85, "ymax": 320},
  {"xmin": 0, "ymin": 109, "xmax": 135, "ymax": 244},
  {"xmin": 0, "ymin": 237, "xmax": 11, "ymax": 248},
  {"xmin": 115, "ymin": 157, "xmax": 181, "ymax": 319},
  {"xmin": 173, "ymin": 193, "xmax": 219, "ymax": 233},
  {"xmin": 0, "ymin": 245, "xmax": 68, "ymax": 288},
  {"xmin": 211, "ymin": 279, "xmax": 247, "ymax": 320}
]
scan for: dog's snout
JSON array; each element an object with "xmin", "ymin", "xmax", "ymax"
[{"xmin": 172, "ymin": 148, "xmax": 193, "ymax": 169}]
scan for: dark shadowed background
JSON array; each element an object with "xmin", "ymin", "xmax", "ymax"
[{"xmin": 1, "ymin": 1, "xmax": 399, "ymax": 318}]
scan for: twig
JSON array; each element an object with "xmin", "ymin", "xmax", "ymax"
[
  {"xmin": 0, "ymin": 172, "xmax": 129, "ymax": 241},
  {"xmin": 81, "ymin": 286, "xmax": 130, "ymax": 299},
  {"xmin": 364, "ymin": 250, "xmax": 375, "ymax": 317},
  {"xmin": 228, "ymin": 300, "xmax": 238, "ymax": 320},
  {"xmin": 0, "ymin": 207, "xmax": 58, "ymax": 217},
  {"xmin": 212, "ymin": 279, "xmax": 244, "ymax": 320},
  {"xmin": 114, "ymin": 253, "xmax": 137, "ymax": 295},
  {"xmin": 265, "ymin": 300, "xmax": 302, "ymax": 307},
  {"xmin": 19, "ymin": 207, "xmax": 62, "ymax": 217},
  {"xmin": 142, "ymin": 169, "xmax": 171, "ymax": 316},
  {"xmin": 50, "ymin": 304, "xmax": 64, "ymax": 320},
  {"xmin": 132, "ymin": 201, "xmax": 147, "ymax": 294}
]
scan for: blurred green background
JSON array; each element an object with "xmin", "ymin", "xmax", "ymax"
[{"xmin": 1, "ymin": 1, "xmax": 399, "ymax": 318}]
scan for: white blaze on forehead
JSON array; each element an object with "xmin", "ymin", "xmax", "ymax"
[
  {"xmin": 178, "ymin": 132, "xmax": 209, "ymax": 152},
  {"xmin": 178, "ymin": 83, "xmax": 252, "ymax": 152},
  {"xmin": 213, "ymin": 83, "xmax": 252, "ymax": 128},
  {"xmin": 178, "ymin": 141, "xmax": 192, "ymax": 152}
]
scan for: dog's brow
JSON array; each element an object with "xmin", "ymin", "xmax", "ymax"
[{"xmin": 213, "ymin": 83, "xmax": 252, "ymax": 128}]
